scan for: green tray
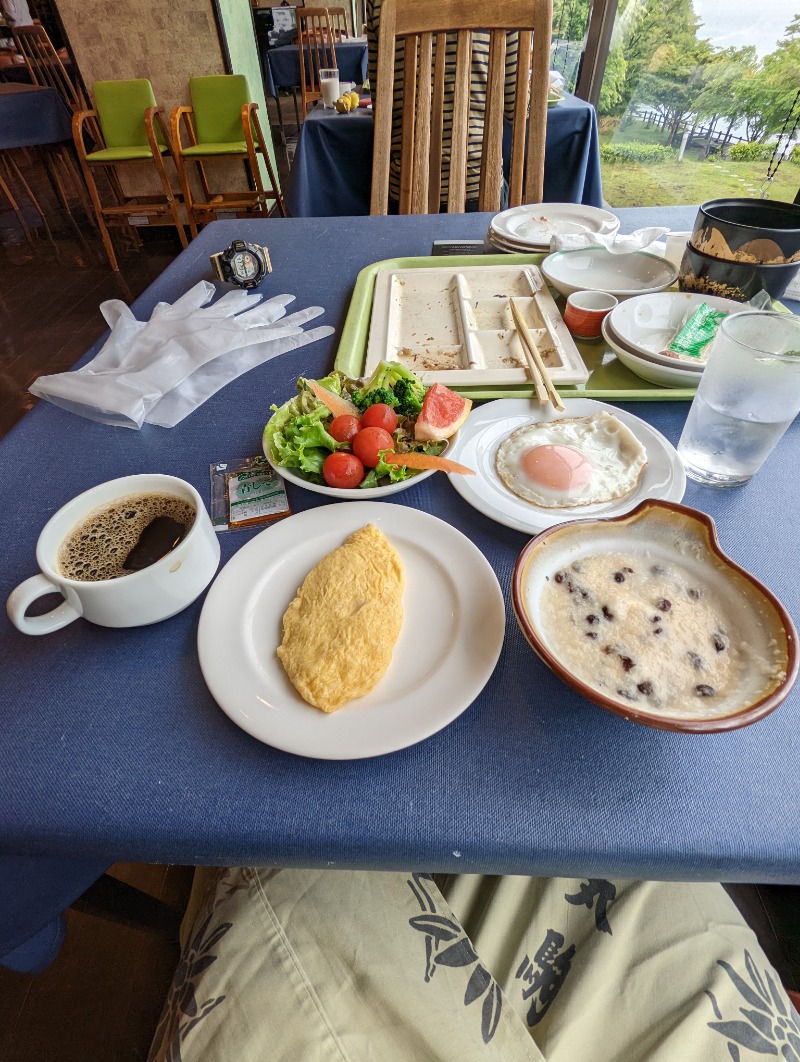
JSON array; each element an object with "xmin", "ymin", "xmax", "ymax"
[{"xmin": 333, "ymin": 253, "xmax": 696, "ymax": 402}]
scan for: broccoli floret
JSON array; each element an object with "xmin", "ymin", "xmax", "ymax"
[
  {"xmin": 352, "ymin": 386, "xmax": 398, "ymax": 412},
  {"xmin": 352, "ymin": 361, "xmax": 427, "ymax": 415},
  {"xmin": 392, "ymin": 377, "xmax": 424, "ymax": 416}
]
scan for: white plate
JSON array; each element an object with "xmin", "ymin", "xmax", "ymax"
[
  {"xmin": 197, "ymin": 502, "xmax": 505, "ymax": 759},
  {"xmin": 445, "ymin": 398, "xmax": 686, "ymax": 535},
  {"xmin": 264, "ymin": 452, "xmax": 439, "ymax": 498},
  {"xmin": 608, "ymin": 291, "xmax": 741, "ymax": 366},
  {"xmin": 491, "ymin": 203, "xmax": 620, "ymax": 249},
  {"xmin": 486, "ymin": 230, "xmax": 549, "ymax": 254},
  {"xmin": 541, "ymin": 248, "xmax": 679, "ymax": 298},
  {"xmin": 602, "ymin": 317, "xmax": 702, "ymax": 390}
]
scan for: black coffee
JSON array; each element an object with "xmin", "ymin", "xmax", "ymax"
[{"xmin": 58, "ymin": 492, "xmax": 196, "ymax": 582}]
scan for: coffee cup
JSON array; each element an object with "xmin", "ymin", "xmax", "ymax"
[
  {"xmin": 7, "ymin": 474, "xmax": 220, "ymax": 636},
  {"xmin": 563, "ymin": 290, "xmax": 618, "ymax": 340}
]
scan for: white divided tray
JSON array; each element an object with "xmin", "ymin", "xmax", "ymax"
[{"xmin": 364, "ymin": 264, "xmax": 590, "ymax": 386}]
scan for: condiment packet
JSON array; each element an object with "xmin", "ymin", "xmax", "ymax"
[
  {"xmin": 661, "ymin": 302, "xmax": 728, "ymax": 361},
  {"xmin": 210, "ymin": 456, "xmax": 291, "ymax": 532}
]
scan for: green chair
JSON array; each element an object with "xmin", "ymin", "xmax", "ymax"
[
  {"xmin": 73, "ymin": 79, "xmax": 188, "ymax": 271},
  {"xmin": 171, "ymin": 75, "xmax": 285, "ymax": 237}
]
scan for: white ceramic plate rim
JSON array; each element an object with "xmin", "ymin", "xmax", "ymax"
[
  {"xmin": 541, "ymin": 248, "xmax": 679, "ymax": 297},
  {"xmin": 602, "ymin": 318, "xmax": 701, "ymax": 389},
  {"xmin": 197, "ymin": 502, "xmax": 505, "ymax": 759},
  {"xmin": 604, "ymin": 315, "xmax": 703, "ymax": 371},
  {"xmin": 487, "ymin": 231, "xmax": 551, "ymax": 253},
  {"xmin": 445, "ymin": 398, "xmax": 686, "ymax": 535},
  {"xmin": 491, "ymin": 204, "xmax": 620, "ymax": 246},
  {"xmin": 607, "ymin": 291, "xmax": 742, "ymax": 365}
]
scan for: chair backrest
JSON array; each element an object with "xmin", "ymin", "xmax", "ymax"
[
  {"xmin": 370, "ymin": 0, "xmax": 553, "ymax": 215},
  {"xmin": 297, "ymin": 7, "xmax": 339, "ymax": 111},
  {"xmin": 327, "ymin": 6, "xmax": 349, "ymax": 41},
  {"xmin": 12, "ymin": 23, "xmax": 87, "ymax": 113},
  {"xmin": 189, "ymin": 75, "xmax": 255, "ymax": 145},
  {"xmin": 93, "ymin": 79, "xmax": 165, "ymax": 149}
]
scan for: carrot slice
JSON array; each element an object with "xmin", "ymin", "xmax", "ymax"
[
  {"xmin": 385, "ymin": 451, "xmax": 475, "ymax": 475},
  {"xmin": 308, "ymin": 379, "xmax": 360, "ymax": 418}
]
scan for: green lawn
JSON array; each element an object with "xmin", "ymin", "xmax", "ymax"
[{"xmin": 598, "ymin": 122, "xmax": 800, "ymax": 207}]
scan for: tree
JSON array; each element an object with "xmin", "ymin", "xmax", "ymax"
[
  {"xmin": 761, "ymin": 16, "xmax": 800, "ymax": 140},
  {"xmin": 610, "ymin": 0, "xmax": 711, "ymax": 131}
]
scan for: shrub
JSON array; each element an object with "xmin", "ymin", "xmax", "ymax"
[
  {"xmin": 600, "ymin": 142, "xmax": 675, "ymax": 164},
  {"xmin": 728, "ymin": 141, "xmax": 772, "ymax": 162}
]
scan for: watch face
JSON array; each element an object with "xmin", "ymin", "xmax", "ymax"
[{"xmin": 231, "ymin": 250, "xmax": 259, "ymax": 283}]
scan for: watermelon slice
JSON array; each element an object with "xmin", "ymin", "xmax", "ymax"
[{"xmin": 414, "ymin": 384, "xmax": 472, "ymax": 442}]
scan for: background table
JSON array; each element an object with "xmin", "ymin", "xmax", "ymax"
[
  {"xmin": 261, "ymin": 39, "xmax": 369, "ymax": 99},
  {"xmin": 286, "ymin": 92, "xmax": 603, "ymax": 216},
  {"xmin": 0, "ymin": 82, "xmax": 72, "ymax": 149},
  {"xmin": 3, "ymin": 206, "xmax": 800, "ymax": 967}
]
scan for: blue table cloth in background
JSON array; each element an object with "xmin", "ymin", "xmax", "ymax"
[
  {"xmin": 285, "ymin": 92, "xmax": 604, "ymax": 217},
  {"xmin": 3, "ymin": 206, "xmax": 800, "ymax": 973},
  {"xmin": 262, "ymin": 39, "xmax": 369, "ymax": 99},
  {"xmin": 0, "ymin": 83, "xmax": 73, "ymax": 150}
]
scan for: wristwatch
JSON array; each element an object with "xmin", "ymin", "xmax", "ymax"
[{"xmin": 210, "ymin": 240, "xmax": 272, "ymax": 289}]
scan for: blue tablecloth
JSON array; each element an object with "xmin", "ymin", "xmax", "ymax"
[
  {"xmin": 262, "ymin": 40, "xmax": 369, "ymax": 99},
  {"xmin": 3, "ymin": 206, "xmax": 800, "ymax": 966},
  {"xmin": 0, "ymin": 83, "xmax": 73, "ymax": 149},
  {"xmin": 286, "ymin": 92, "xmax": 604, "ymax": 217}
]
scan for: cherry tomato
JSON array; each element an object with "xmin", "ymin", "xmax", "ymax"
[
  {"xmin": 352, "ymin": 426, "xmax": 395, "ymax": 468},
  {"xmin": 361, "ymin": 403, "xmax": 398, "ymax": 433},
  {"xmin": 329, "ymin": 414, "xmax": 361, "ymax": 443},
  {"xmin": 322, "ymin": 452, "xmax": 365, "ymax": 489}
]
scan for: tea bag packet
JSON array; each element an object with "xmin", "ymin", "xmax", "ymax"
[
  {"xmin": 29, "ymin": 281, "xmax": 334, "ymax": 429},
  {"xmin": 551, "ymin": 226, "xmax": 669, "ymax": 254}
]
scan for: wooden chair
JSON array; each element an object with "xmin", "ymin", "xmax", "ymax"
[
  {"xmin": 11, "ymin": 22, "xmax": 98, "ymax": 228},
  {"xmin": 327, "ymin": 6, "xmax": 350, "ymax": 41},
  {"xmin": 170, "ymin": 75, "xmax": 285, "ymax": 237},
  {"xmin": 370, "ymin": 0, "xmax": 553, "ymax": 215},
  {"xmin": 73, "ymin": 78, "xmax": 188, "ymax": 271},
  {"xmin": 11, "ymin": 24, "xmax": 87, "ymax": 113},
  {"xmin": 297, "ymin": 7, "xmax": 339, "ymax": 114}
]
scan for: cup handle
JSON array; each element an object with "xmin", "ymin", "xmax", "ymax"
[{"xmin": 6, "ymin": 575, "xmax": 82, "ymax": 635}]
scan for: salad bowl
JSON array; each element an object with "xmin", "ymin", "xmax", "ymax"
[
  {"xmin": 263, "ymin": 447, "xmax": 449, "ymax": 499},
  {"xmin": 262, "ymin": 365, "xmax": 461, "ymax": 498}
]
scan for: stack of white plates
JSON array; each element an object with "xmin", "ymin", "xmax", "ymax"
[
  {"xmin": 487, "ymin": 203, "xmax": 620, "ymax": 254},
  {"xmin": 602, "ymin": 291, "xmax": 741, "ymax": 388}
]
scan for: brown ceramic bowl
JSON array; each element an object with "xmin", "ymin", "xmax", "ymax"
[{"xmin": 512, "ymin": 499, "xmax": 798, "ymax": 733}]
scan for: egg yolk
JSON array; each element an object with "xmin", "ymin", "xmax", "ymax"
[{"xmin": 521, "ymin": 445, "xmax": 594, "ymax": 493}]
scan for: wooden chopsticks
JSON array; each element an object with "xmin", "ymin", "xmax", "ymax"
[{"xmin": 508, "ymin": 297, "xmax": 565, "ymax": 412}]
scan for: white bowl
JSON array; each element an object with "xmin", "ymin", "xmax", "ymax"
[
  {"xmin": 541, "ymin": 247, "xmax": 678, "ymax": 298},
  {"xmin": 608, "ymin": 291, "xmax": 741, "ymax": 368},
  {"xmin": 602, "ymin": 317, "xmax": 700, "ymax": 389},
  {"xmin": 264, "ymin": 425, "xmax": 458, "ymax": 499}
]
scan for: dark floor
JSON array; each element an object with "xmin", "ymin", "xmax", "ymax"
[{"xmin": 1, "ymin": 110, "xmax": 799, "ymax": 1061}]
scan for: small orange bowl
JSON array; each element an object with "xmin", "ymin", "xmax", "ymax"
[{"xmin": 512, "ymin": 499, "xmax": 797, "ymax": 733}]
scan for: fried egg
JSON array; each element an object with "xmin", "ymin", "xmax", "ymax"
[{"xmin": 495, "ymin": 411, "xmax": 647, "ymax": 508}]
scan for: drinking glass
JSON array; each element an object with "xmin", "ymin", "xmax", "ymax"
[
  {"xmin": 319, "ymin": 68, "xmax": 340, "ymax": 108},
  {"xmin": 677, "ymin": 311, "xmax": 800, "ymax": 486}
]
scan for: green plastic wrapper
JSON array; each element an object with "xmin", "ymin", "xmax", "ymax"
[{"xmin": 663, "ymin": 302, "xmax": 728, "ymax": 361}]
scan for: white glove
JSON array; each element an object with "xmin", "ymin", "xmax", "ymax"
[{"xmin": 29, "ymin": 281, "xmax": 333, "ymax": 429}]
